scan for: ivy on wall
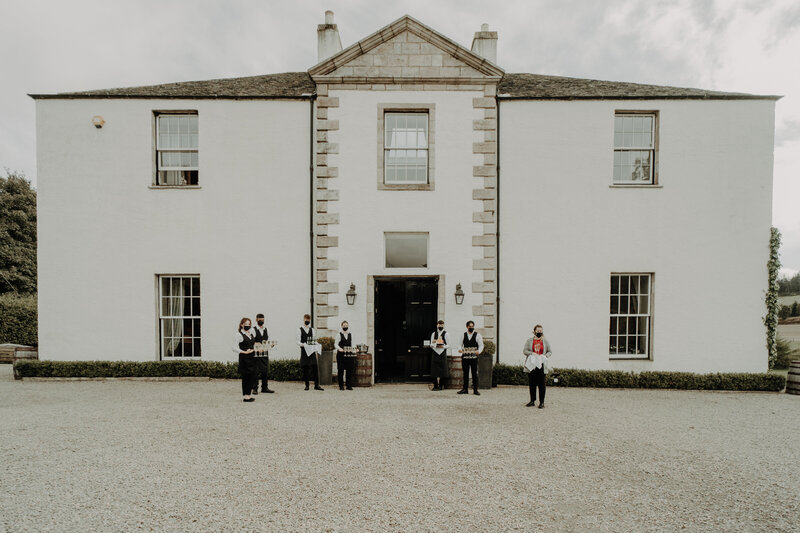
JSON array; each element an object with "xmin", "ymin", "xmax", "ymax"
[{"xmin": 765, "ymin": 226, "xmax": 781, "ymax": 369}]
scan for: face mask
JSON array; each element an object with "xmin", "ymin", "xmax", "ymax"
[
  {"xmin": 304, "ymin": 321, "xmax": 310, "ymax": 326},
  {"xmin": 467, "ymin": 328, "xmax": 474, "ymax": 333},
  {"xmin": 437, "ymin": 326, "xmax": 443, "ymax": 331},
  {"xmin": 243, "ymin": 325, "xmax": 251, "ymax": 331},
  {"xmin": 535, "ymin": 332, "xmax": 542, "ymax": 338},
  {"xmin": 342, "ymin": 327, "xmax": 348, "ymax": 331},
  {"xmin": 257, "ymin": 321, "xmax": 264, "ymax": 326}
]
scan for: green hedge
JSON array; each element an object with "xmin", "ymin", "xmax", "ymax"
[
  {"xmin": 0, "ymin": 293, "xmax": 37, "ymax": 345},
  {"xmin": 491, "ymin": 364, "xmax": 786, "ymax": 391},
  {"xmin": 13, "ymin": 360, "xmax": 787, "ymax": 391},
  {"xmin": 13, "ymin": 358, "xmax": 304, "ymax": 380}
]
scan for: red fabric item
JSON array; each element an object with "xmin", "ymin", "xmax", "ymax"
[{"xmin": 533, "ymin": 338, "xmax": 544, "ymax": 355}]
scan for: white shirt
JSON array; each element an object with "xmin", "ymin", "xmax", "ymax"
[
  {"xmin": 459, "ymin": 331, "xmax": 484, "ymax": 355},
  {"xmin": 430, "ymin": 329, "xmax": 449, "ymax": 355},
  {"xmin": 253, "ymin": 324, "xmax": 268, "ymax": 339},
  {"xmin": 232, "ymin": 329, "xmax": 254, "ymax": 354}
]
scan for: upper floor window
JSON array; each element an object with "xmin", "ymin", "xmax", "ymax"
[
  {"xmin": 155, "ymin": 113, "xmax": 198, "ymax": 186},
  {"xmin": 377, "ymin": 104, "xmax": 435, "ymax": 191},
  {"xmin": 385, "ymin": 113, "xmax": 429, "ymax": 184},
  {"xmin": 613, "ymin": 112, "xmax": 657, "ymax": 184}
]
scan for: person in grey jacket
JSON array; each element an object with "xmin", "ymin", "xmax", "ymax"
[{"xmin": 523, "ymin": 324, "xmax": 552, "ymax": 408}]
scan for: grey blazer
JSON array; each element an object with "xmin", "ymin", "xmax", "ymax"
[{"xmin": 523, "ymin": 336, "xmax": 553, "ymax": 373}]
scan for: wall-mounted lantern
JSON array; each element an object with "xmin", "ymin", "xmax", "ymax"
[
  {"xmin": 91, "ymin": 116, "xmax": 105, "ymax": 129},
  {"xmin": 346, "ymin": 283, "xmax": 357, "ymax": 305},
  {"xmin": 454, "ymin": 283, "xmax": 465, "ymax": 305}
]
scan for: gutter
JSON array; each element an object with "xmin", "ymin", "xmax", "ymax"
[
  {"xmin": 495, "ymin": 96, "xmax": 501, "ymax": 364},
  {"xmin": 307, "ymin": 94, "xmax": 317, "ymax": 324}
]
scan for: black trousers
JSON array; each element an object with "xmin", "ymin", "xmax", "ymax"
[
  {"xmin": 337, "ymin": 353, "xmax": 355, "ymax": 388},
  {"xmin": 431, "ymin": 376, "xmax": 444, "ymax": 389},
  {"xmin": 462, "ymin": 358, "xmax": 479, "ymax": 391},
  {"xmin": 302, "ymin": 364, "xmax": 319, "ymax": 387},
  {"xmin": 529, "ymin": 367, "xmax": 546, "ymax": 403},
  {"xmin": 241, "ymin": 373, "xmax": 256, "ymax": 396},
  {"xmin": 253, "ymin": 357, "xmax": 270, "ymax": 391}
]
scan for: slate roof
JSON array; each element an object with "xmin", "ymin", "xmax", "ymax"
[
  {"xmin": 29, "ymin": 72, "xmax": 315, "ymax": 99},
  {"xmin": 30, "ymin": 71, "xmax": 779, "ymax": 101},
  {"xmin": 498, "ymin": 73, "xmax": 780, "ymax": 100}
]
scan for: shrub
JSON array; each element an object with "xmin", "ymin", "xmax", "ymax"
[
  {"xmin": 13, "ymin": 358, "xmax": 304, "ymax": 380},
  {"xmin": 318, "ymin": 336, "xmax": 335, "ymax": 351},
  {"xmin": 0, "ymin": 293, "xmax": 37, "ymax": 345},
  {"xmin": 481, "ymin": 339, "xmax": 496, "ymax": 357},
  {"xmin": 492, "ymin": 365, "xmax": 785, "ymax": 392},
  {"xmin": 774, "ymin": 336, "xmax": 799, "ymax": 370}
]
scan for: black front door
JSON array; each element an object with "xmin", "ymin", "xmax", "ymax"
[{"xmin": 374, "ymin": 277, "xmax": 438, "ymax": 382}]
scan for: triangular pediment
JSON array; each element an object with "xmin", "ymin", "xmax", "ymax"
[{"xmin": 309, "ymin": 15, "xmax": 504, "ymax": 81}]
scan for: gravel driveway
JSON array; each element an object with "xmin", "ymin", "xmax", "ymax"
[{"xmin": 1, "ymin": 365, "xmax": 798, "ymax": 532}]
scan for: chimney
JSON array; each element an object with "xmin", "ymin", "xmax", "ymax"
[
  {"xmin": 317, "ymin": 10, "xmax": 342, "ymax": 63},
  {"xmin": 471, "ymin": 23, "xmax": 498, "ymax": 63}
]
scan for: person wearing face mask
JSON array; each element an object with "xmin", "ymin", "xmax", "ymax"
[
  {"xmin": 252, "ymin": 313, "xmax": 274, "ymax": 394},
  {"xmin": 297, "ymin": 314, "xmax": 323, "ymax": 391},
  {"xmin": 336, "ymin": 320, "xmax": 355, "ymax": 391},
  {"xmin": 429, "ymin": 320, "xmax": 449, "ymax": 391},
  {"xmin": 233, "ymin": 317, "xmax": 257, "ymax": 402},
  {"xmin": 457, "ymin": 320, "xmax": 484, "ymax": 395},
  {"xmin": 523, "ymin": 324, "xmax": 552, "ymax": 408}
]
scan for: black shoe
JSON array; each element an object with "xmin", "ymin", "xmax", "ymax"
[
  {"xmin": 473, "ymin": 390, "xmax": 480, "ymax": 396},
  {"xmin": 538, "ymin": 403, "xmax": 545, "ymax": 409},
  {"xmin": 263, "ymin": 388, "xmax": 274, "ymax": 393},
  {"xmin": 457, "ymin": 389, "xmax": 468, "ymax": 395},
  {"xmin": 304, "ymin": 385, "xmax": 309, "ymax": 391},
  {"xmin": 526, "ymin": 401, "xmax": 535, "ymax": 407},
  {"xmin": 243, "ymin": 398, "xmax": 255, "ymax": 403},
  {"xmin": 252, "ymin": 389, "xmax": 259, "ymax": 395},
  {"xmin": 432, "ymin": 386, "xmax": 440, "ymax": 391},
  {"xmin": 339, "ymin": 386, "xmax": 344, "ymax": 390},
  {"xmin": 346, "ymin": 386, "xmax": 353, "ymax": 390},
  {"xmin": 314, "ymin": 386, "xmax": 324, "ymax": 391}
]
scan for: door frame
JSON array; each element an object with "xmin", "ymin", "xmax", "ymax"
[{"xmin": 367, "ymin": 274, "xmax": 446, "ymax": 384}]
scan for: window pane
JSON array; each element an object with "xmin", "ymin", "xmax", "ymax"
[
  {"xmin": 639, "ymin": 295, "xmax": 649, "ymax": 313},
  {"xmin": 630, "ymin": 276, "xmax": 640, "ymax": 294},
  {"xmin": 610, "ymin": 317, "xmax": 617, "ymax": 334},
  {"xmin": 638, "ymin": 317, "xmax": 648, "ymax": 334},
  {"xmin": 640, "ymin": 276, "xmax": 649, "ymax": 293},
  {"xmin": 628, "ymin": 317, "xmax": 637, "ymax": 334},
  {"xmin": 619, "ymin": 296, "xmax": 628, "ymax": 314},
  {"xmin": 637, "ymin": 335, "xmax": 648, "ymax": 355},
  {"xmin": 609, "ymin": 335, "xmax": 617, "ymax": 354},
  {"xmin": 610, "ymin": 276, "xmax": 619, "ymax": 295},
  {"xmin": 617, "ymin": 336, "xmax": 627, "ymax": 353},
  {"xmin": 627, "ymin": 336, "xmax": 638, "ymax": 354},
  {"xmin": 629, "ymin": 295, "xmax": 639, "ymax": 314},
  {"xmin": 191, "ymin": 298, "xmax": 201, "ymax": 316},
  {"xmin": 619, "ymin": 276, "xmax": 629, "ymax": 295},
  {"xmin": 385, "ymin": 233, "xmax": 428, "ymax": 268},
  {"xmin": 618, "ymin": 317, "xmax": 627, "ymax": 335},
  {"xmin": 610, "ymin": 295, "xmax": 619, "ymax": 315}
]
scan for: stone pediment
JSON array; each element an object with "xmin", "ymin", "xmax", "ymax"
[{"xmin": 309, "ymin": 15, "xmax": 504, "ymax": 84}]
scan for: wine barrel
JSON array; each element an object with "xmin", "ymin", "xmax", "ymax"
[
  {"xmin": 446, "ymin": 354, "xmax": 463, "ymax": 390},
  {"xmin": 355, "ymin": 353, "xmax": 373, "ymax": 387},
  {"xmin": 787, "ymin": 360, "xmax": 800, "ymax": 395}
]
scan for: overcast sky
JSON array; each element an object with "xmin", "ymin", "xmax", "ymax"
[{"xmin": 2, "ymin": 0, "xmax": 799, "ymax": 272}]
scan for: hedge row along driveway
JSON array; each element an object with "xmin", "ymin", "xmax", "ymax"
[{"xmin": 12, "ymin": 360, "xmax": 786, "ymax": 391}]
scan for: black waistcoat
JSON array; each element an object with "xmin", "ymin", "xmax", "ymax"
[
  {"xmin": 300, "ymin": 327, "xmax": 314, "ymax": 359},
  {"xmin": 338, "ymin": 332, "xmax": 352, "ymax": 354},
  {"xmin": 433, "ymin": 329, "xmax": 447, "ymax": 350},
  {"xmin": 254, "ymin": 326, "xmax": 268, "ymax": 343},
  {"xmin": 239, "ymin": 331, "xmax": 255, "ymax": 353},
  {"xmin": 463, "ymin": 331, "xmax": 479, "ymax": 358}
]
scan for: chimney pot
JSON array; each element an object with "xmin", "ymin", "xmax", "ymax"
[
  {"xmin": 481, "ymin": 23, "xmax": 489, "ymax": 31},
  {"xmin": 325, "ymin": 10, "xmax": 334, "ymax": 24}
]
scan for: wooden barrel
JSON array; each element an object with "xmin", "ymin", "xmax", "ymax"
[
  {"xmin": 355, "ymin": 353, "xmax": 373, "ymax": 387},
  {"xmin": 446, "ymin": 354, "xmax": 463, "ymax": 390},
  {"xmin": 787, "ymin": 360, "xmax": 800, "ymax": 395}
]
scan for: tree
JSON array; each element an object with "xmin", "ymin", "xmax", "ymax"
[
  {"xmin": 792, "ymin": 301, "xmax": 799, "ymax": 317},
  {"xmin": 0, "ymin": 170, "xmax": 37, "ymax": 294}
]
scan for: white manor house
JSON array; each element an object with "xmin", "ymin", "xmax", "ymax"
[{"xmin": 32, "ymin": 14, "xmax": 779, "ymax": 377}]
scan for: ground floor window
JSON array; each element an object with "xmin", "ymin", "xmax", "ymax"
[
  {"xmin": 609, "ymin": 273, "xmax": 652, "ymax": 359},
  {"xmin": 158, "ymin": 275, "xmax": 201, "ymax": 358}
]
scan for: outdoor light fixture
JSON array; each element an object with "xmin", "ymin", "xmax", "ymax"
[
  {"xmin": 454, "ymin": 283, "xmax": 465, "ymax": 305},
  {"xmin": 346, "ymin": 282, "xmax": 357, "ymax": 305},
  {"xmin": 91, "ymin": 115, "xmax": 105, "ymax": 129}
]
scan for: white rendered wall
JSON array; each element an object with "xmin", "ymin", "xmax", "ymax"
[
  {"xmin": 36, "ymin": 98, "xmax": 311, "ymax": 362},
  {"xmin": 498, "ymin": 99, "xmax": 775, "ymax": 372},
  {"xmin": 327, "ymin": 90, "xmax": 485, "ymax": 349}
]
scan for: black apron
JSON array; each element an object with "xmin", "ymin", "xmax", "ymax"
[
  {"xmin": 237, "ymin": 331, "xmax": 256, "ymax": 375},
  {"xmin": 430, "ymin": 330, "xmax": 449, "ymax": 378}
]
